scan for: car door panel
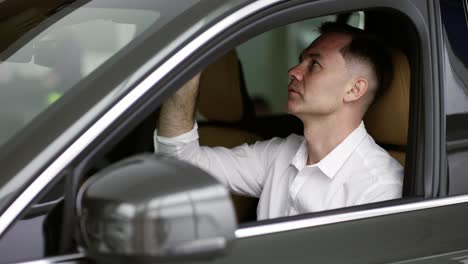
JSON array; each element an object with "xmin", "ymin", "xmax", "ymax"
[{"xmin": 193, "ymin": 200, "xmax": 468, "ymax": 264}]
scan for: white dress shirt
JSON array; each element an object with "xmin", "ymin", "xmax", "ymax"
[{"xmin": 154, "ymin": 122, "xmax": 403, "ymax": 220}]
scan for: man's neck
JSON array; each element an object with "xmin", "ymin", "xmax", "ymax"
[{"xmin": 302, "ymin": 114, "xmax": 361, "ymax": 165}]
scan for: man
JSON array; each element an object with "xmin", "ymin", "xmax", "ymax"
[{"xmin": 155, "ymin": 22, "xmax": 403, "ymax": 220}]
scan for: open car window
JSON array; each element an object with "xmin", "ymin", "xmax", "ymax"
[
  {"xmin": 238, "ymin": 12, "xmax": 365, "ymax": 114},
  {"xmin": 161, "ymin": 9, "xmax": 413, "ymax": 225}
]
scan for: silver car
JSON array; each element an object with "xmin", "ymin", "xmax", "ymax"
[{"xmin": 0, "ymin": 0, "xmax": 467, "ymax": 263}]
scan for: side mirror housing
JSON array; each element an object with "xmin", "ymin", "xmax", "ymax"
[{"xmin": 76, "ymin": 154, "xmax": 236, "ymax": 263}]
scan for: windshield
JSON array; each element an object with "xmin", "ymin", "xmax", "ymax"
[{"xmin": 0, "ymin": 1, "xmax": 161, "ymax": 147}]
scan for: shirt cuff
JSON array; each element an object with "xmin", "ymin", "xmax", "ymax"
[{"xmin": 154, "ymin": 122, "xmax": 199, "ymax": 153}]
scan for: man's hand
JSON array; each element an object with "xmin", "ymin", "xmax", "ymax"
[{"xmin": 158, "ymin": 73, "xmax": 201, "ymax": 137}]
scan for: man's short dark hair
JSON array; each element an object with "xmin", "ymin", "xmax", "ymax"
[{"xmin": 319, "ymin": 22, "xmax": 393, "ymax": 102}]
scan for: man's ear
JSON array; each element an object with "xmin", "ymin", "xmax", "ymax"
[{"xmin": 344, "ymin": 77, "xmax": 368, "ymax": 103}]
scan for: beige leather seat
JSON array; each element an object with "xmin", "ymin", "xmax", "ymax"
[
  {"xmin": 197, "ymin": 50, "xmax": 260, "ymax": 223},
  {"xmin": 198, "ymin": 50, "xmax": 259, "ymax": 147},
  {"xmin": 364, "ymin": 50, "xmax": 410, "ymax": 166}
]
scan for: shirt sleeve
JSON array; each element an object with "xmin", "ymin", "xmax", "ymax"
[{"xmin": 154, "ymin": 122, "xmax": 282, "ymax": 197}]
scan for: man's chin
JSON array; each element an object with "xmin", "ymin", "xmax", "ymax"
[
  {"xmin": 286, "ymin": 103, "xmax": 299, "ymax": 116},
  {"xmin": 286, "ymin": 98, "xmax": 298, "ymax": 110}
]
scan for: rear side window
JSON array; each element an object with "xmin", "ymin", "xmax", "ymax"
[
  {"xmin": 441, "ymin": 0, "xmax": 468, "ymax": 195},
  {"xmin": 442, "ymin": 0, "xmax": 468, "ymax": 117}
]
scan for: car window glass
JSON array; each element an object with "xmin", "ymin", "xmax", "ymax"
[
  {"xmin": 441, "ymin": 0, "xmax": 468, "ymax": 195},
  {"xmin": 237, "ymin": 12, "xmax": 365, "ymax": 114},
  {"xmin": 0, "ymin": 4, "xmax": 160, "ymax": 148},
  {"xmin": 442, "ymin": 0, "xmax": 468, "ymax": 117}
]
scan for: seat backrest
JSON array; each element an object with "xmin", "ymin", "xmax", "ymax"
[
  {"xmin": 197, "ymin": 50, "xmax": 260, "ymax": 222},
  {"xmin": 198, "ymin": 50, "xmax": 252, "ymax": 123},
  {"xmin": 197, "ymin": 49, "xmax": 260, "ymax": 147},
  {"xmin": 363, "ymin": 50, "xmax": 410, "ymax": 166}
]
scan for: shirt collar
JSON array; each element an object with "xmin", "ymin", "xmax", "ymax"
[{"xmin": 290, "ymin": 121, "xmax": 368, "ymax": 179}]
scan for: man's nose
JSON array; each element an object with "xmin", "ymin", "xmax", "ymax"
[{"xmin": 288, "ymin": 64, "xmax": 303, "ymax": 81}]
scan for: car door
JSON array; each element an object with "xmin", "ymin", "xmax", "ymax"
[{"xmin": 1, "ymin": 0, "xmax": 467, "ymax": 263}]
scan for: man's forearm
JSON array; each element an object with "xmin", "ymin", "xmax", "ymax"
[{"xmin": 158, "ymin": 74, "xmax": 201, "ymax": 137}]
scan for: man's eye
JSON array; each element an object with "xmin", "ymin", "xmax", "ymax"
[{"xmin": 309, "ymin": 60, "xmax": 320, "ymax": 70}]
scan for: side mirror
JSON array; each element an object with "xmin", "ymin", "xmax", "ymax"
[{"xmin": 76, "ymin": 154, "xmax": 237, "ymax": 263}]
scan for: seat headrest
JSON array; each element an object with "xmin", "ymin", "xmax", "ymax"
[
  {"xmin": 198, "ymin": 50, "xmax": 245, "ymax": 122},
  {"xmin": 364, "ymin": 50, "xmax": 410, "ymax": 146}
]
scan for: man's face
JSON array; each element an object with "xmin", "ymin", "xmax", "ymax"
[{"xmin": 286, "ymin": 32, "xmax": 353, "ymax": 118}]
